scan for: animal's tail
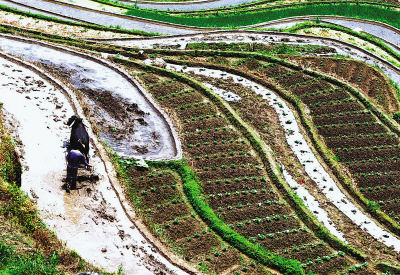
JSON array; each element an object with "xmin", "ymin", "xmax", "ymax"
[
  {"xmin": 78, "ymin": 139, "xmax": 86, "ymax": 150},
  {"xmin": 78, "ymin": 139, "xmax": 89, "ymax": 164}
]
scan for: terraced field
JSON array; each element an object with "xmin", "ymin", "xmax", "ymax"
[{"xmin": 2, "ymin": 1, "xmax": 400, "ymax": 275}]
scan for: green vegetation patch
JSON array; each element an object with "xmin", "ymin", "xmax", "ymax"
[
  {"xmin": 186, "ymin": 42, "xmax": 334, "ymax": 55},
  {"xmin": 125, "ymin": 3, "xmax": 400, "ymax": 29},
  {"xmin": 0, "ymin": 242, "xmax": 62, "ymax": 275}
]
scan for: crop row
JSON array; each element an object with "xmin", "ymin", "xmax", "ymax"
[
  {"xmin": 208, "ymin": 188, "xmax": 275, "ymax": 198},
  {"xmin": 187, "ymin": 140, "xmax": 246, "ymax": 149},
  {"xmin": 315, "ymin": 113, "xmax": 374, "ymax": 125}
]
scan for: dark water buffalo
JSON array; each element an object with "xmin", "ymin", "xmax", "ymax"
[{"xmin": 67, "ymin": 115, "xmax": 90, "ymax": 163}]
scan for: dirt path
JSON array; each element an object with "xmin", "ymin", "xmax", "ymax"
[{"xmin": 0, "ymin": 56, "xmax": 187, "ymax": 274}]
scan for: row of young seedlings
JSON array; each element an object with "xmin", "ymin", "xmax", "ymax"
[
  {"xmin": 314, "ymin": 109, "xmax": 370, "ymax": 118},
  {"xmin": 215, "ymin": 199, "xmax": 283, "ymax": 211},
  {"xmin": 208, "ymin": 188, "xmax": 274, "ymax": 198}
]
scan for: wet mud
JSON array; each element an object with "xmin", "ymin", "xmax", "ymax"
[
  {"xmin": 0, "ymin": 56, "xmax": 187, "ymax": 274},
  {"xmin": 0, "ymin": 36, "xmax": 176, "ymax": 159}
]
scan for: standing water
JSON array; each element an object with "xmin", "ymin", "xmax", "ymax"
[{"xmin": 0, "ymin": 35, "xmax": 176, "ymax": 160}]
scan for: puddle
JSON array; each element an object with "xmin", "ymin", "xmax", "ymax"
[
  {"xmin": 166, "ymin": 63, "xmax": 400, "ymax": 251},
  {"xmin": 0, "ymin": 35, "xmax": 176, "ymax": 160},
  {"xmin": 0, "ymin": 56, "xmax": 187, "ymax": 274}
]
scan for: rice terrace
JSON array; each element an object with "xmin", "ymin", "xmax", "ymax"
[{"xmin": 2, "ymin": 0, "xmax": 400, "ymax": 274}]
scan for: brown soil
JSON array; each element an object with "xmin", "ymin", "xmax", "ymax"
[
  {"xmin": 125, "ymin": 58, "xmax": 400, "ymax": 273},
  {"xmin": 124, "ymin": 162, "xmax": 250, "ymax": 273},
  {"xmin": 292, "ymin": 80, "xmax": 335, "ymax": 97},
  {"xmin": 187, "ymin": 143, "xmax": 249, "ymax": 156},
  {"xmin": 287, "ymin": 56, "xmax": 400, "ymax": 115},
  {"xmin": 260, "ymin": 231, "xmax": 316, "ymax": 251},
  {"xmin": 80, "ymin": 87, "xmax": 147, "ymax": 140},
  {"xmin": 314, "ymin": 112, "xmax": 374, "ymax": 125},
  {"xmin": 303, "ymin": 89, "xmax": 349, "ymax": 105},
  {"xmin": 37, "ymin": 62, "xmax": 156, "ymax": 150},
  {"xmin": 177, "ymin": 104, "xmax": 219, "ymax": 119},
  {"xmin": 183, "ymin": 117, "xmax": 228, "ymax": 132},
  {"xmin": 151, "ymin": 202, "xmax": 190, "ymax": 224},
  {"xmin": 209, "ymin": 192, "xmax": 279, "ymax": 209},
  {"xmin": 165, "ymin": 216, "xmax": 203, "ymax": 240},
  {"xmin": 159, "ymin": 92, "xmax": 205, "ymax": 109},
  {"xmin": 219, "ymin": 203, "xmax": 292, "ymax": 223},
  {"xmin": 183, "ymin": 128, "xmax": 240, "ymax": 144},
  {"xmin": 148, "ymin": 81, "xmax": 191, "ymax": 98},
  {"xmin": 198, "ymin": 167, "xmax": 265, "ymax": 181},
  {"xmin": 195, "ymin": 155, "xmax": 260, "ymax": 169},
  {"xmin": 325, "ymin": 136, "xmax": 396, "ymax": 148},
  {"xmin": 310, "ymin": 102, "xmax": 364, "ymax": 115},
  {"xmin": 318, "ymin": 124, "xmax": 387, "ymax": 138},
  {"xmin": 205, "ymin": 249, "xmax": 241, "ymax": 274},
  {"xmin": 260, "ymin": 64, "xmax": 294, "ymax": 79},
  {"xmin": 233, "ymin": 217, "xmax": 302, "ymax": 236},
  {"xmin": 177, "ymin": 232, "xmax": 220, "ymax": 261},
  {"xmin": 202, "ymin": 179, "xmax": 272, "ymax": 194},
  {"xmin": 336, "ymin": 146, "xmax": 400, "ymax": 163}
]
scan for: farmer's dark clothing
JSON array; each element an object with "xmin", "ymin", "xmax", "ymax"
[{"xmin": 66, "ymin": 150, "xmax": 88, "ymax": 192}]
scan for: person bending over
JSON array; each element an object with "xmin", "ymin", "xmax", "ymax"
[{"xmin": 66, "ymin": 148, "xmax": 91, "ymax": 193}]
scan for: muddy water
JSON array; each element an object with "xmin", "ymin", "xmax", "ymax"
[
  {"xmin": 0, "ymin": 57, "xmax": 186, "ymax": 274},
  {"xmin": 166, "ymin": 63, "xmax": 400, "ymax": 251},
  {"xmin": 0, "ymin": 36, "xmax": 176, "ymax": 160}
]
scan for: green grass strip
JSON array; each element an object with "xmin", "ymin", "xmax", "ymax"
[
  {"xmin": 125, "ymin": 3, "xmax": 400, "ymax": 29},
  {"xmin": 0, "ymin": 242, "xmax": 63, "ymax": 275},
  {"xmin": 178, "ymin": 163, "xmax": 305, "ymax": 275},
  {"xmin": 112, "ymin": 57, "xmax": 305, "ymax": 275}
]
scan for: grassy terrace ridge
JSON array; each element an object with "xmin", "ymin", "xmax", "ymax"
[
  {"xmin": 122, "ymin": 3, "xmax": 400, "ymax": 29},
  {"xmin": 0, "ymin": 3, "xmax": 162, "ymax": 36},
  {"xmin": 283, "ymin": 22, "xmax": 400, "ymax": 57}
]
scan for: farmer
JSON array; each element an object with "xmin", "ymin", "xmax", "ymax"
[{"xmin": 66, "ymin": 148, "xmax": 91, "ymax": 193}]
